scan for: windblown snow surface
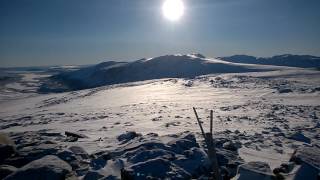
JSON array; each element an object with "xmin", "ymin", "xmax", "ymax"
[{"xmin": 0, "ymin": 55, "xmax": 319, "ymax": 179}]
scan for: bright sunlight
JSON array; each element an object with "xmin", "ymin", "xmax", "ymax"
[{"xmin": 162, "ymin": 0, "xmax": 184, "ymax": 21}]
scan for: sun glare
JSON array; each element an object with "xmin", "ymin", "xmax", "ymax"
[{"xmin": 162, "ymin": 0, "xmax": 184, "ymax": 21}]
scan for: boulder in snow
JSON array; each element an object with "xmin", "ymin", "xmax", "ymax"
[
  {"xmin": 65, "ymin": 131, "xmax": 88, "ymax": 139},
  {"xmin": 0, "ymin": 165, "xmax": 17, "ymax": 179},
  {"xmin": 290, "ymin": 146, "xmax": 320, "ymax": 169},
  {"xmin": 278, "ymin": 88, "xmax": 293, "ymax": 93},
  {"xmin": 0, "ymin": 134, "xmax": 16, "ymax": 163},
  {"xmin": 0, "ymin": 145, "xmax": 16, "ymax": 163},
  {"xmin": 222, "ymin": 141, "xmax": 242, "ymax": 151},
  {"xmin": 117, "ymin": 131, "xmax": 141, "ymax": 143},
  {"xmin": 4, "ymin": 155, "xmax": 76, "ymax": 180},
  {"xmin": 121, "ymin": 158, "xmax": 191, "ymax": 179},
  {"xmin": 287, "ymin": 132, "xmax": 311, "ymax": 144},
  {"xmin": 173, "ymin": 147, "xmax": 211, "ymax": 177},
  {"xmin": 68, "ymin": 146, "xmax": 89, "ymax": 159},
  {"xmin": 234, "ymin": 161, "xmax": 275, "ymax": 180}
]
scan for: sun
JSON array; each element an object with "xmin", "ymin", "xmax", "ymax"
[{"xmin": 162, "ymin": 0, "xmax": 185, "ymax": 21}]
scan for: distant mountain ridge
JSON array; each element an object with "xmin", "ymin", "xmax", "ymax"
[
  {"xmin": 219, "ymin": 54, "xmax": 320, "ymax": 68},
  {"xmin": 40, "ymin": 53, "xmax": 319, "ymax": 92},
  {"xmin": 40, "ymin": 54, "xmax": 280, "ymax": 92}
]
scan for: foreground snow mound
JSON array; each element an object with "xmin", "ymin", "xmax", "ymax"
[{"xmin": 41, "ymin": 54, "xmax": 277, "ymax": 91}]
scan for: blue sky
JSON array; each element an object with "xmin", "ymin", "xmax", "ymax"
[{"xmin": 1, "ymin": 0, "xmax": 320, "ymax": 67}]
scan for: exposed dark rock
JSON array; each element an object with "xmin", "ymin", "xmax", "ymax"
[
  {"xmin": 57, "ymin": 150, "xmax": 79, "ymax": 169},
  {"xmin": 235, "ymin": 161, "xmax": 275, "ymax": 180},
  {"xmin": 278, "ymin": 88, "xmax": 293, "ymax": 93},
  {"xmin": 0, "ymin": 165, "xmax": 17, "ymax": 179},
  {"xmin": 38, "ymin": 132, "xmax": 62, "ymax": 137},
  {"xmin": 2, "ymin": 156, "xmax": 30, "ymax": 168},
  {"xmin": 65, "ymin": 131, "xmax": 88, "ymax": 139},
  {"xmin": 18, "ymin": 143, "xmax": 61, "ymax": 162},
  {"xmin": 0, "ymin": 134, "xmax": 16, "ymax": 163},
  {"xmin": 273, "ymin": 162, "xmax": 295, "ymax": 174},
  {"xmin": 0, "ymin": 145, "xmax": 16, "ymax": 163},
  {"xmin": 121, "ymin": 158, "xmax": 191, "ymax": 179},
  {"xmin": 287, "ymin": 132, "xmax": 311, "ymax": 144},
  {"xmin": 83, "ymin": 170, "xmax": 104, "ymax": 180},
  {"xmin": 128, "ymin": 149, "xmax": 175, "ymax": 164},
  {"xmin": 290, "ymin": 146, "xmax": 320, "ymax": 168},
  {"xmin": 167, "ymin": 133, "xmax": 198, "ymax": 153},
  {"xmin": 90, "ymin": 158, "xmax": 106, "ymax": 170},
  {"xmin": 64, "ymin": 136, "xmax": 78, "ymax": 142},
  {"xmin": 68, "ymin": 146, "xmax": 89, "ymax": 159},
  {"xmin": 117, "ymin": 131, "xmax": 141, "ymax": 143},
  {"xmin": 216, "ymin": 148, "xmax": 243, "ymax": 166},
  {"xmin": 222, "ymin": 141, "xmax": 242, "ymax": 151},
  {"xmin": 173, "ymin": 147, "xmax": 211, "ymax": 177}
]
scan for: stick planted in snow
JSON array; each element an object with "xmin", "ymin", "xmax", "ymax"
[{"xmin": 193, "ymin": 107, "xmax": 222, "ymax": 180}]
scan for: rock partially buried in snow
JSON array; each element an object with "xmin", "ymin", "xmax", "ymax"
[
  {"xmin": 121, "ymin": 158, "xmax": 191, "ymax": 179},
  {"xmin": 173, "ymin": 147, "xmax": 211, "ymax": 177},
  {"xmin": 83, "ymin": 170, "xmax": 104, "ymax": 180},
  {"xmin": 290, "ymin": 146, "xmax": 320, "ymax": 180},
  {"xmin": 222, "ymin": 141, "xmax": 242, "ymax": 151},
  {"xmin": 0, "ymin": 165, "xmax": 17, "ymax": 179},
  {"xmin": 234, "ymin": 161, "xmax": 275, "ymax": 180},
  {"xmin": 117, "ymin": 131, "xmax": 141, "ymax": 143},
  {"xmin": 167, "ymin": 133, "xmax": 199, "ymax": 153},
  {"xmin": 0, "ymin": 145, "xmax": 16, "ymax": 164},
  {"xmin": 278, "ymin": 88, "xmax": 293, "ymax": 93},
  {"xmin": 287, "ymin": 132, "xmax": 311, "ymax": 144},
  {"xmin": 290, "ymin": 146, "xmax": 320, "ymax": 168},
  {"xmin": 0, "ymin": 134, "xmax": 16, "ymax": 163},
  {"xmin": 65, "ymin": 131, "xmax": 88, "ymax": 139},
  {"xmin": 4, "ymin": 155, "xmax": 76, "ymax": 180},
  {"xmin": 68, "ymin": 146, "xmax": 90, "ymax": 159},
  {"xmin": 17, "ymin": 143, "xmax": 61, "ymax": 164}
]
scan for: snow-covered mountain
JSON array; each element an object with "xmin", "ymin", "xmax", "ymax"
[
  {"xmin": 41, "ymin": 54, "xmax": 285, "ymax": 92},
  {"xmin": 219, "ymin": 54, "xmax": 320, "ymax": 68}
]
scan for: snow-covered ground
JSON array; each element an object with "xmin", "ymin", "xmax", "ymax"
[
  {"xmin": 1, "ymin": 67, "xmax": 319, "ymax": 167},
  {"xmin": 0, "ymin": 57, "xmax": 319, "ymax": 179}
]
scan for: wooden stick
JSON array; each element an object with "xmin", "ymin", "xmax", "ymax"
[
  {"xmin": 210, "ymin": 110, "xmax": 213, "ymax": 135},
  {"xmin": 193, "ymin": 107, "xmax": 206, "ymax": 139},
  {"xmin": 193, "ymin": 108, "xmax": 222, "ymax": 180},
  {"xmin": 206, "ymin": 133, "xmax": 222, "ymax": 180}
]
